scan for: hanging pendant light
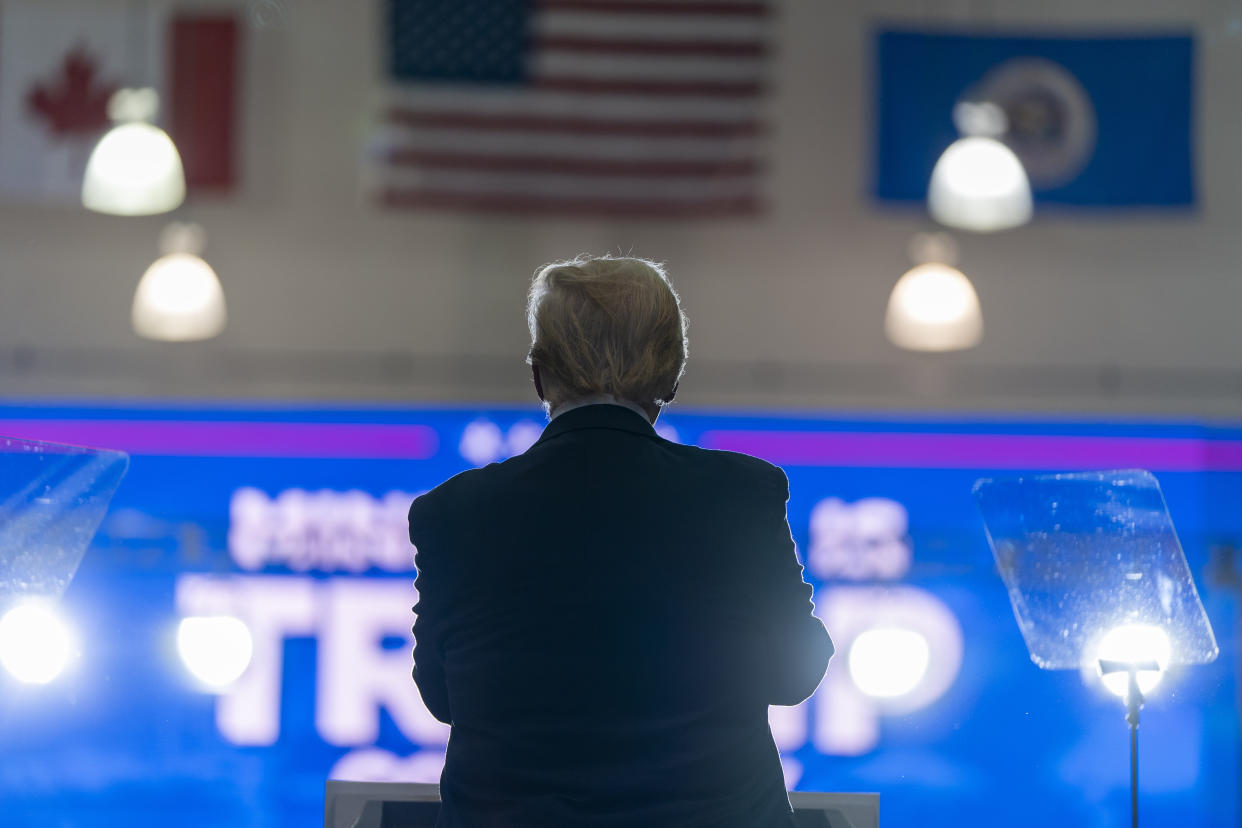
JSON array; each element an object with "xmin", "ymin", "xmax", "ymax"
[
  {"xmin": 885, "ymin": 233, "xmax": 983, "ymax": 352},
  {"xmin": 133, "ymin": 223, "xmax": 226, "ymax": 341},
  {"xmin": 928, "ymin": 102, "xmax": 1032, "ymax": 233},
  {"xmin": 83, "ymin": 88, "xmax": 185, "ymax": 216}
]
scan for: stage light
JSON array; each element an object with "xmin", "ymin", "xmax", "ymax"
[
  {"xmin": 0, "ymin": 602, "xmax": 75, "ymax": 685},
  {"xmin": 177, "ymin": 615, "xmax": 254, "ymax": 689},
  {"xmin": 1096, "ymin": 623, "xmax": 1171, "ymax": 697},
  {"xmin": 885, "ymin": 262, "xmax": 983, "ymax": 352},
  {"xmin": 82, "ymin": 88, "xmax": 185, "ymax": 216},
  {"xmin": 928, "ymin": 136, "xmax": 1032, "ymax": 233},
  {"xmin": 847, "ymin": 627, "xmax": 930, "ymax": 699},
  {"xmin": 132, "ymin": 223, "xmax": 227, "ymax": 342}
]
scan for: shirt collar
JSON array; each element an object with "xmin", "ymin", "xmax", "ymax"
[
  {"xmin": 550, "ymin": 394, "xmax": 651, "ymax": 423},
  {"xmin": 535, "ymin": 400, "xmax": 659, "ymax": 447}
]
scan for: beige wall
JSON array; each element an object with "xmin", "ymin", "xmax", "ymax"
[{"xmin": 1, "ymin": 0, "xmax": 1239, "ymax": 417}]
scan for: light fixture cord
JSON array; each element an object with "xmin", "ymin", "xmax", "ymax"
[{"xmin": 125, "ymin": 0, "xmax": 151, "ymax": 90}]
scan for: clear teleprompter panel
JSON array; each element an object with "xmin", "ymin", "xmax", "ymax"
[
  {"xmin": 973, "ymin": 469, "xmax": 1217, "ymax": 670},
  {"xmin": 0, "ymin": 435, "xmax": 129, "ymax": 607}
]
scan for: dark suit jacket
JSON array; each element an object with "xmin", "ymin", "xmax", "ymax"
[{"xmin": 409, "ymin": 404, "xmax": 833, "ymax": 828}]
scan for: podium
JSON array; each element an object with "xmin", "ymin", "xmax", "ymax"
[{"xmin": 325, "ymin": 781, "xmax": 879, "ymax": 828}]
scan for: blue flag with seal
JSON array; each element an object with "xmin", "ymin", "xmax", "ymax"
[{"xmin": 873, "ymin": 29, "xmax": 1194, "ymax": 207}]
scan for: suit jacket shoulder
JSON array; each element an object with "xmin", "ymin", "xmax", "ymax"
[
  {"xmin": 670, "ymin": 441, "xmax": 789, "ymax": 494},
  {"xmin": 409, "ymin": 464, "xmax": 492, "ymax": 531}
]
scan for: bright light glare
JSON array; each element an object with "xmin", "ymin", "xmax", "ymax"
[
  {"xmin": 848, "ymin": 627, "xmax": 930, "ymax": 699},
  {"xmin": 177, "ymin": 616, "xmax": 254, "ymax": 689},
  {"xmin": 928, "ymin": 136, "xmax": 1032, "ymax": 232},
  {"xmin": 885, "ymin": 263, "xmax": 983, "ymax": 352},
  {"xmin": 0, "ymin": 602, "xmax": 75, "ymax": 684},
  {"xmin": 132, "ymin": 253, "xmax": 227, "ymax": 341},
  {"xmin": 82, "ymin": 121, "xmax": 186, "ymax": 216},
  {"xmin": 1097, "ymin": 623, "xmax": 1171, "ymax": 697}
]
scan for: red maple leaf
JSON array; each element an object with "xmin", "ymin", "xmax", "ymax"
[{"xmin": 26, "ymin": 45, "xmax": 117, "ymax": 136}]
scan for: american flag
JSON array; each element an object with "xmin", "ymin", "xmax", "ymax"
[{"xmin": 371, "ymin": 0, "xmax": 773, "ymax": 217}]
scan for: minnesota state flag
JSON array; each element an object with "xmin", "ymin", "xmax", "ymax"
[{"xmin": 873, "ymin": 29, "xmax": 1194, "ymax": 208}]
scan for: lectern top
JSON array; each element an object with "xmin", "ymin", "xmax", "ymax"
[
  {"xmin": 973, "ymin": 469, "xmax": 1217, "ymax": 670},
  {"xmin": 0, "ymin": 435, "xmax": 129, "ymax": 606}
]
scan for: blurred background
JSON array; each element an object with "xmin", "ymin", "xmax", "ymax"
[{"xmin": 0, "ymin": 1, "xmax": 1239, "ymax": 826}]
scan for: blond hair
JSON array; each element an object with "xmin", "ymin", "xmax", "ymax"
[{"xmin": 526, "ymin": 255, "xmax": 688, "ymax": 411}]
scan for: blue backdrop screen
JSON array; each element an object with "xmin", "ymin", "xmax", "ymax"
[{"xmin": 0, "ymin": 401, "xmax": 1237, "ymax": 828}]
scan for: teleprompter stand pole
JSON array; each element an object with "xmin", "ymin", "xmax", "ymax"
[
  {"xmin": 1126, "ymin": 671, "xmax": 1142, "ymax": 828},
  {"xmin": 1099, "ymin": 659, "xmax": 1158, "ymax": 828}
]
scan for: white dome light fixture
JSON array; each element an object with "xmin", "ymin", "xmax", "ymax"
[
  {"xmin": 132, "ymin": 222, "xmax": 227, "ymax": 342},
  {"xmin": 177, "ymin": 615, "xmax": 254, "ymax": 690},
  {"xmin": 82, "ymin": 88, "xmax": 186, "ymax": 216},
  {"xmin": 885, "ymin": 233, "xmax": 983, "ymax": 352},
  {"xmin": 0, "ymin": 601, "xmax": 76, "ymax": 685},
  {"xmin": 928, "ymin": 102, "xmax": 1033, "ymax": 233}
]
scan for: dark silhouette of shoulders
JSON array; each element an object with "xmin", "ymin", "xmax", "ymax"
[{"xmin": 409, "ymin": 404, "xmax": 830, "ymax": 828}]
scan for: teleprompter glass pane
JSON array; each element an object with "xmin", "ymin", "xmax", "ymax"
[
  {"xmin": 973, "ymin": 469, "xmax": 1217, "ymax": 670},
  {"xmin": 0, "ymin": 435, "xmax": 129, "ymax": 607}
]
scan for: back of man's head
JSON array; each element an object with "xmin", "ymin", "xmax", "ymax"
[{"xmin": 527, "ymin": 255, "xmax": 688, "ymax": 412}]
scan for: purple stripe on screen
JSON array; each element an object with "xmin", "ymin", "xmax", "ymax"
[
  {"xmin": 2, "ymin": 419, "xmax": 1239, "ymax": 470},
  {"xmin": 698, "ymin": 431, "xmax": 1242, "ymax": 472},
  {"xmin": 0, "ymin": 420, "xmax": 439, "ymax": 460}
]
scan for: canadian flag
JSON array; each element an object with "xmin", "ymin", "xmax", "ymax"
[{"xmin": 0, "ymin": 1, "xmax": 239, "ymax": 203}]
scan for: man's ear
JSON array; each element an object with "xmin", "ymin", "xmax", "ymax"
[
  {"xmin": 532, "ymin": 363, "xmax": 546, "ymax": 401},
  {"xmin": 665, "ymin": 380, "xmax": 678, "ymax": 404}
]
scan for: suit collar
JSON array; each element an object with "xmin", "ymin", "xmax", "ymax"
[{"xmin": 535, "ymin": 403, "xmax": 658, "ymax": 445}]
